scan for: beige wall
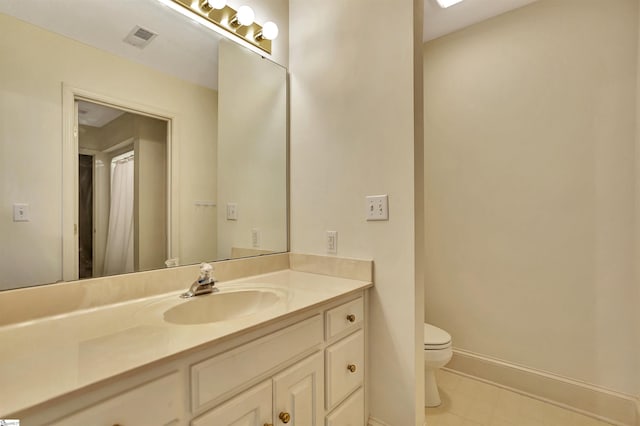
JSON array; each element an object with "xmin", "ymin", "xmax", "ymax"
[
  {"xmin": 217, "ymin": 40, "xmax": 287, "ymax": 260},
  {"xmin": 95, "ymin": 114, "xmax": 136, "ymax": 152},
  {"xmin": 135, "ymin": 118, "xmax": 168, "ymax": 272},
  {"xmin": 289, "ymin": 0, "xmax": 423, "ymax": 424},
  {"xmin": 0, "ymin": 14, "xmax": 217, "ymax": 289},
  {"xmin": 424, "ymin": 0, "xmax": 639, "ymax": 395}
]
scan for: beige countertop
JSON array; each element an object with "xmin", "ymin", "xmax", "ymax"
[{"xmin": 0, "ymin": 269, "xmax": 372, "ymax": 416}]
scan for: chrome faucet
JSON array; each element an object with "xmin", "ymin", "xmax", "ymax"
[{"xmin": 181, "ymin": 263, "xmax": 219, "ymax": 298}]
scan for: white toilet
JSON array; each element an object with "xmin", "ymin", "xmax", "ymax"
[{"xmin": 424, "ymin": 323, "xmax": 452, "ymax": 407}]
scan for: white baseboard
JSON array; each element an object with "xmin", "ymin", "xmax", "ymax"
[
  {"xmin": 447, "ymin": 349, "xmax": 638, "ymax": 426},
  {"xmin": 368, "ymin": 416, "xmax": 392, "ymax": 426}
]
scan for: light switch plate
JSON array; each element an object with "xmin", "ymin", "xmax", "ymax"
[
  {"xmin": 13, "ymin": 203, "xmax": 30, "ymax": 222},
  {"xmin": 226, "ymin": 203, "xmax": 237, "ymax": 220},
  {"xmin": 366, "ymin": 195, "xmax": 388, "ymax": 221}
]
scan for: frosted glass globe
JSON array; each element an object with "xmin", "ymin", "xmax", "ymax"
[
  {"xmin": 237, "ymin": 6, "xmax": 255, "ymax": 26},
  {"xmin": 262, "ymin": 21, "xmax": 279, "ymax": 40},
  {"xmin": 206, "ymin": 0, "xmax": 226, "ymax": 9}
]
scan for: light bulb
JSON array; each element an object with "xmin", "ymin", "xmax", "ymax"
[
  {"xmin": 435, "ymin": 0, "xmax": 464, "ymax": 8},
  {"xmin": 206, "ymin": 0, "xmax": 226, "ymax": 9},
  {"xmin": 236, "ymin": 5, "xmax": 255, "ymax": 26},
  {"xmin": 262, "ymin": 21, "xmax": 279, "ymax": 40}
]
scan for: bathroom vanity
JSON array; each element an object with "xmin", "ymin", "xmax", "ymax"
[{"xmin": 1, "ymin": 256, "xmax": 372, "ymax": 426}]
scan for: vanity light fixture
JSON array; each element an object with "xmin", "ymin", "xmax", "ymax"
[
  {"xmin": 199, "ymin": 0, "xmax": 226, "ymax": 11},
  {"xmin": 256, "ymin": 21, "xmax": 279, "ymax": 41},
  {"xmin": 435, "ymin": 0, "xmax": 465, "ymax": 8},
  {"xmin": 230, "ymin": 5, "xmax": 255, "ymax": 27},
  {"xmin": 163, "ymin": 0, "xmax": 278, "ymax": 54}
]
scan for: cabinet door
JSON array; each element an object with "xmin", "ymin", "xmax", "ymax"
[
  {"xmin": 273, "ymin": 352, "xmax": 324, "ymax": 426},
  {"xmin": 192, "ymin": 380, "xmax": 272, "ymax": 426},
  {"xmin": 48, "ymin": 373, "xmax": 181, "ymax": 426}
]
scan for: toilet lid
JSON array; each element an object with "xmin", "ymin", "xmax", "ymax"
[{"xmin": 424, "ymin": 323, "xmax": 451, "ymax": 349}]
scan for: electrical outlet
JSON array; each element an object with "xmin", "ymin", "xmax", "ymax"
[
  {"xmin": 252, "ymin": 228, "xmax": 261, "ymax": 248},
  {"xmin": 326, "ymin": 231, "xmax": 337, "ymax": 254},
  {"xmin": 366, "ymin": 195, "xmax": 389, "ymax": 221},
  {"xmin": 13, "ymin": 203, "xmax": 30, "ymax": 222},
  {"xmin": 226, "ymin": 203, "xmax": 238, "ymax": 220}
]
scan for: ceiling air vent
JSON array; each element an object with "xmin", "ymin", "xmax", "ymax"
[{"xmin": 123, "ymin": 25, "xmax": 158, "ymax": 49}]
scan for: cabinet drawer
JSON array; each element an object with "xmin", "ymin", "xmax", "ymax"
[
  {"xmin": 325, "ymin": 387, "xmax": 364, "ymax": 426},
  {"xmin": 48, "ymin": 372, "xmax": 181, "ymax": 426},
  {"xmin": 191, "ymin": 314, "xmax": 323, "ymax": 411},
  {"xmin": 325, "ymin": 297, "xmax": 363, "ymax": 340},
  {"xmin": 191, "ymin": 380, "xmax": 272, "ymax": 426},
  {"xmin": 325, "ymin": 330, "xmax": 364, "ymax": 410}
]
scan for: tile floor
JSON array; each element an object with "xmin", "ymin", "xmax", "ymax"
[{"xmin": 425, "ymin": 370, "xmax": 615, "ymax": 426}]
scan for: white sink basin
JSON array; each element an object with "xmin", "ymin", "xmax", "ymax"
[{"xmin": 163, "ymin": 289, "xmax": 283, "ymax": 325}]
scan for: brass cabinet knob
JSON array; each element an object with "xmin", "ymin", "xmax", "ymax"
[
  {"xmin": 347, "ymin": 364, "xmax": 357, "ymax": 373},
  {"xmin": 279, "ymin": 411, "xmax": 291, "ymax": 423},
  {"xmin": 346, "ymin": 314, "xmax": 356, "ymax": 322}
]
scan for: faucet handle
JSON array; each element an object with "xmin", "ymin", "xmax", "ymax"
[{"xmin": 199, "ymin": 262, "xmax": 214, "ymax": 281}]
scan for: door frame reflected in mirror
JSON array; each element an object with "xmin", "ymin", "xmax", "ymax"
[{"xmin": 61, "ymin": 84, "xmax": 177, "ymax": 282}]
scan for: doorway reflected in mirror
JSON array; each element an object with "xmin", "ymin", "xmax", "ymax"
[{"xmin": 76, "ymin": 100, "xmax": 167, "ymax": 280}]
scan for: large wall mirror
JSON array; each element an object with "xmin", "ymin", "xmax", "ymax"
[{"xmin": 0, "ymin": 0, "xmax": 288, "ymax": 291}]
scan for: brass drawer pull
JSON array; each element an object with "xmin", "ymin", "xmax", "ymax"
[
  {"xmin": 346, "ymin": 314, "xmax": 356, "ymax": 322},
  {"xmin": 347, "ymin": 364, "xmax": 357, "ymax": 373},
  {"xmin": 279, "ymin": 411, "xmax": 291, "ymax": 423},
  {"xmin": 264, "ymin": 424, "xmax": 274, "ymax": 426}
]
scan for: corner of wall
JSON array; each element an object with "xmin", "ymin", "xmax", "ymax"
[{"xmin": 413, "ymin": 0, "xmax": 425, "ymax": 423}]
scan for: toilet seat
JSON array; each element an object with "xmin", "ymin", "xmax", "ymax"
[{"xmin": 424, "ymin": 323, "xmax": 451, "ymax": 350}]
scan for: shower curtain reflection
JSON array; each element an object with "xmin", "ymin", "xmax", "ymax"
[{"xmin": 103, "ymin": 153, "xmax": 134, "ymax": 275}]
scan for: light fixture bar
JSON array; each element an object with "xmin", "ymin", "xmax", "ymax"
[{"xmin": 166, "ymin": 0, "xmax": 273, "ymax": 54}]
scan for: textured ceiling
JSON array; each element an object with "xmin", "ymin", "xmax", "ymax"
[{"xmin": 0, "ymin": 0, "xmax": 222, "ymax": 89}]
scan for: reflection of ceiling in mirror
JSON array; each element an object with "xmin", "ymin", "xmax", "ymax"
[
  {"xmin": 423, "ymin": 0, "xmax": 537, "ymax": 41},
  {"xmin": 77, "ymin": 101, "xmax": 126, "ymax": 128},
  {"xmin": 0, "ymin": 0, "xmax": 223, "ymax": 89}
]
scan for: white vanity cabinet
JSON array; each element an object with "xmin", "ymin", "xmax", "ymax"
[
  {"xmin": 326, "ymin": 388, "xmax": 364, "ymax": 426},
  {"xmin": 192, "ymin": 296, "xmax": 363, "ymax": 426},
  {"xmin": 273, "ymin": 352, "xmax": 324, "ymax": 425},
  {"xmin": 47, "ymin": 373, "xmax": 182, "ymax": 426},
  {"xmin": 324, "ymin": 297, "xmax": 365, "ymax": 425},
  {"xmin": 326, "ymin": 330, "xmax": 364, "ymax": 410},
  {"xmin": 193, "ymin": 352, "xmax": 324, "ymax": 426},
  {"xmin": 191, "ymin": 380, "xmax": 273, "ymax": 426},
  {"xmin": 19, "ymin": 292, "xmax": 367, "ymax": 426}
]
